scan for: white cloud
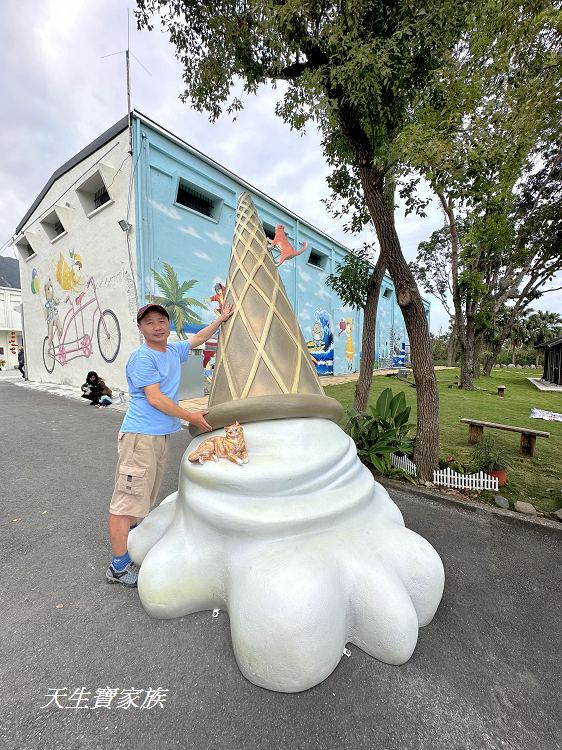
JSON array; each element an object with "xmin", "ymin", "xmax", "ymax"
[
  {"xmin": 193, "ymin": 250, "xmax": 212, "ymax": 262},
  {"xmin": 206, "ymin": 230, "xmax": 230, "ymax": 246},
  {"xmin": 297, "ymin": 283, "xmax": 306, "ymax": 292},
  {"xmin": 316, "ymin": 288, "xmax": 331, "ymax": 300},
  {"xmin": 299, "ymin": 270, "xmax": 312, "ymax": 282},
  {"xmin": 178, "ymin": 226, "xmax": 203, "ymax": 238},
  {"xmin": 151, "ymin": 200, "xmax": 180, "ymax": 221}
]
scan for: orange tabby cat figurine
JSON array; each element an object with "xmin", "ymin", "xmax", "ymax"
[{"xmin": 188, "ymin": 422, "xmax": 249, "ymax": 465}]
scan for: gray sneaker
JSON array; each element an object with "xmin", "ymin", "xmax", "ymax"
[{"xmin": 105, "ymin": 562, "xmax": 138, "ymax": 587}]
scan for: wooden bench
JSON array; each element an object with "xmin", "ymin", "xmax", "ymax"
[{"xmin": 460, "ymin": 418, "xmax": 550, "ymax": 457}]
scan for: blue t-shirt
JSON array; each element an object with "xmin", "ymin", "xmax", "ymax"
[{"xmin": 120, "ymin": 341, "xmax": 191, "ymax": 435}]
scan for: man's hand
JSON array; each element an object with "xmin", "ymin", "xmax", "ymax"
[
  {"xmin": 189, "ymin": 303, "xmax": 235, "ymax": 348},
  {"xmin": 186, "ymin": 410, "xmax": 213, "ymax": 432},
  {"xmin": 219, "ymin": 303, "xmax": 234, "ymax": 323}
]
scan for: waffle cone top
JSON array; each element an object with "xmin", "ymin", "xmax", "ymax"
[{"xmin": 190, "ymin": 192, "xmax": 343, "ymax": 436}]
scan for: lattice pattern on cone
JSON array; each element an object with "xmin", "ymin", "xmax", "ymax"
[
  {"xmin": 191, "ymin": 192, "xmax": 343, "ymax": 435},
  {"xmin": 210, "ymin": 192, "xmax": 322, "ymax": 405}
]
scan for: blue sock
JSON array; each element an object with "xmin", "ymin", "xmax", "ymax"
[{"xmin": 112, "ymin": 552, "xmax": 131, "ymax": 571}]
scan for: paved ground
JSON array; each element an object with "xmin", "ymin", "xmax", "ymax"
[{"xmin": 1, "ymin": 379, "xmax": 560, "ymax": 750}]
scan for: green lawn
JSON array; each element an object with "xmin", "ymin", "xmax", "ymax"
[{"xmin": 325, "ymin": 368, "xmax": 562, "ymax": 515}]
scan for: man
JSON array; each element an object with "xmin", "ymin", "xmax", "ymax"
[{"xmin": 106, "ymin": 301, "xmax": 234, "ymax": 587}]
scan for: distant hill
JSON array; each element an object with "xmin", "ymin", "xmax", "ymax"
[{"xmin": 0, "ymin": 257, "xmax": 21, "ymax": 289}]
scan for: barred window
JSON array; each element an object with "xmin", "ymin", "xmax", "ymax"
[
  {"xmin": 41, "ymin": 210, "xmax": 67, "ymax": 241},
  {"xmin": 308, "ymin": 249, "xmax": 328, "ymax": 270},
  {"xmin": 77, "ymin": 170, "xmax": 113, "ymax": 216},
  {"xmin": 175, "ymin": 179, "xmax": 221, "ymax": 220},
  {"xmin": 94, "ymin": 186, "xmax": 110, "ymax": 209},
  {"xmin": 263, "ymin": 224, "xmax": 276, "ymax": 241},
  {"xmin": 15, "ymin": 236, "xmax": 36, "ymax": 260}
]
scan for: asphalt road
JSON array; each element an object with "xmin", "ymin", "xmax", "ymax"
[{"xmin": 1, "ymin": 380, "xmax": 560, "ymax": 750}]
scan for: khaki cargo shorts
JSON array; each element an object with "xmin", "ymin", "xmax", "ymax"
[{"xmin": 109, "ymin": 432, "xmax": 169, "ymax": 518}]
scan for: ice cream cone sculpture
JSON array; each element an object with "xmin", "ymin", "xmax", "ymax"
[
  {"xmin": 131, "ymin": 190, "xmax": 445, "ymax": 694},
  {"xmin": 192, "ymin": 192, "xmax": 342, "ymax": 434}
]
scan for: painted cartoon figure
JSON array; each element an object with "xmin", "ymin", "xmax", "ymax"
[
  {"xmin": 56, "ymin": 250, "xmax": 84, "ymax": 292},
  {"xmin": 43, "ymin": 278, "xmax": 62, "ymax": 345},
  {"xmin": 339, "ymin": 317, "xmax": 354, "ymax": 371},
  {"xmin": 208, "ymin": 283, "xmax": 226, "ymax": 316},
  {"xmin": 268, "ymin": 225, "xmax": 307, "ymax": 267},
  {"xmin": 307, "ymin": 310, "xmax": 335, "ymax": 375},
  {"xmin": 311, "ymin": 320, "xmax": 324, "ymax": 349}
]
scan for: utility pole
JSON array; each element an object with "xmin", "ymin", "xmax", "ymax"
[{"xmin": 126, "ymin": 8, "xmax": 132, "ymax": 155}]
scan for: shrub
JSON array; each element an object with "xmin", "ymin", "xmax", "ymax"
[
  {"xmin": 470, "ymin": 436, "xmax": 509, "ymax": 472},
  {"xmin": 346, "ymin": 388, "xmax": 413, "ymax": 473},
  {"xmin": 439, "ymin": 455, "xmax": 467, "ymax": 474}
]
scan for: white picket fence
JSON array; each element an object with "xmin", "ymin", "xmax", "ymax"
[
  {"xmin": 432, "ymin": 467, "xmax": 499, "ymax": 491},
  {"xmin": 390, "ymin": 453, "xmax": 417, "ymax": 476},
  {"xmin": 389, "ymin": 453, "xmax": 499, "ymax": 491}
]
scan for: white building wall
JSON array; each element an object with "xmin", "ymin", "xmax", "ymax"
[
  {"xmin": 0, "ymin": 286, "xmax": 22, "ymax": 370},
  {"xmin": 15, "ymin": 133, "xmax": 139, "ymax": 391}
]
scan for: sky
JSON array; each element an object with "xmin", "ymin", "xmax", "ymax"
[{"xmin": 1, "ymin": 0, "xmax": 559, "ymax": 332}]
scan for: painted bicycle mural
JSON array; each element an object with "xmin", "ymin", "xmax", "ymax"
[{"xmin": 42, "ymin": 276, "xmax": 121, "ymax": 373}]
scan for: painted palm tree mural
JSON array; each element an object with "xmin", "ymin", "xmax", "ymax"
[{"xmin": 149, "ymin": 263, "xmax": 207, "ymax": 339}]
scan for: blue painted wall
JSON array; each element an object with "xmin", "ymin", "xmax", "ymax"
[{"xmin": 133, "ymin": 115, "xmax": 429, "ymax": 376}]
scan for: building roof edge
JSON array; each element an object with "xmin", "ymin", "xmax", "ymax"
[{"xmin": 15, "ymin": 115, "xmax": 129, "ymax": 235}]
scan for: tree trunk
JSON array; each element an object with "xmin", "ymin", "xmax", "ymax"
[
  {"xmin": 474, "ymin": 338, "xmax": 483, "ymax": 378},
  {"xmin": 354, "ymin": 256, "xmax": 386, "ymax": 412},
  {"xmin": 359, "ymin": 164, "xmax": 439, "ymax": 480},
  {"xmin": 459, "ymin": 316, "xmax": 477, "ymax": 389},
  {"xmin": 447, "ymin": 325, "xmax": 457, "ymax": 367},
  {"xmin": 482, "ymin": 339, "xmax": 503, "ymax": 375},
  {"xmin": 437, "ymin": 191, "xmax": 470, "ymax": 387}
]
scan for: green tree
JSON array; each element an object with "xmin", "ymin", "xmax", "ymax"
[
  {"xmin": 150, "ymin": 262, "xmax": 207, "ymax": 340},
  {"xmin": 135, "ymin": 0, "xmax": 474, "ymax": 477},
  {"xmin": 509, "ymin": 309, "xmax": 535, "ymax": 366},
  {"xmin": 525, "ymin": 310, "xmax": 562, "ymax": 365},
  {"xmin": 402, "ymin": 0, "xmax": 562, "ymax": 388}
]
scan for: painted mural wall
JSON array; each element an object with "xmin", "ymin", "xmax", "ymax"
[
  {"xmin": 14, "ymin": 113, "xmax": 429, "ymax": 392},
  {"xmin": 134, "ymin": 117, "xmax": 363, "ymax": 378},
  {"xmin": 15, "ymin": 132, "xmax": 139, "ymax": 391}
]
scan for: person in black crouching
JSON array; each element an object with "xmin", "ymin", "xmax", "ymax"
[{"xmin": 81, "ymin": 371, "xmax": 113, "ymax": 407}]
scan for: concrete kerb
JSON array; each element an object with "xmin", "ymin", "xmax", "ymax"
[{"xmin": 377, "ymin": 476, "xmax": 562, "ymax": 533}]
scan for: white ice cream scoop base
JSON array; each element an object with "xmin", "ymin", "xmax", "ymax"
[{"xmin": 129, "ymin": 418, "xmax": 444, "ymax": 693}]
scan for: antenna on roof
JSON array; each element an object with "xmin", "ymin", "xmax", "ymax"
[{"xmin": 101, "ymin": 8, "xmax": 151, "ymax": 156}]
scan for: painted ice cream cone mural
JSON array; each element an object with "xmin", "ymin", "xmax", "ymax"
[
  {"xmin": 339, "ymin": 316, "xmax": 355, "ymax": 371},
  {"xmin": 129, "ymin": 192, "xmax": 444, "ymax": 693}
]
